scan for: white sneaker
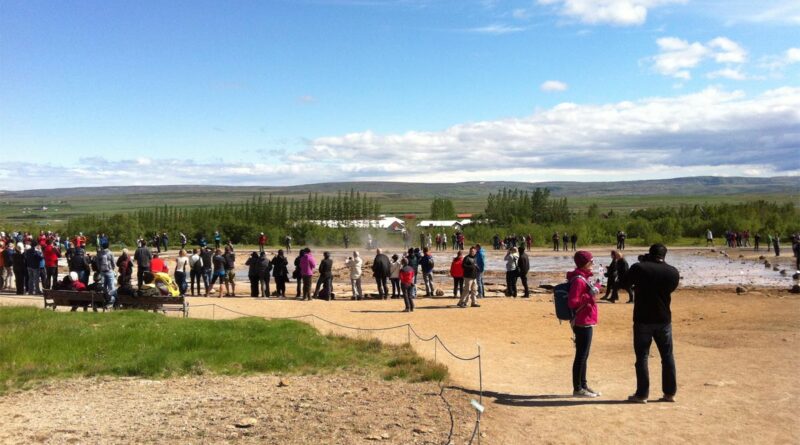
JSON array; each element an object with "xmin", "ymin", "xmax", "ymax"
[{"xmin": 573, "ymin": 388, "xmax": 598, "ymax": 398}]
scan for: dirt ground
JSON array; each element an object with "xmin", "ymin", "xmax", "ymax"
[
  {"xmin": 1, "ymin": 246, "xmax": 799, "ymax": 444},
  {"xmin": 0, "ymin": 374, "xmax": 474, "ymax": 445}
]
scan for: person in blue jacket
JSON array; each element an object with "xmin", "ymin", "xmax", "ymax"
[{"xmin": 475, "ymin": 243, "xmax": 486, "ymax": 298}]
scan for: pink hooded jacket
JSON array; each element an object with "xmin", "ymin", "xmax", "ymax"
[{"xmin": 566, "ymin": 268, "xmax": 600, "ymax": 327}]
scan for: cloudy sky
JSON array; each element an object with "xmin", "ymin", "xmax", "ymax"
[{"xmin": 1, "ymin": 0, "xmax": 798, "ymax": 189}]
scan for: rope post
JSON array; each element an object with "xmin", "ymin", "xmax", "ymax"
[
  {"xmin": 434, "ymin": 337, "xmax": 437, "ymax": 362},
  {"xmin": 212, "ymin": 304, "xmax": 215, "ymax": 320},
  {"xmin": 477, "ymin": 343, "xmax": 483, "ymax": 405},
  {"xmin": 406, "ymin": 324, "xmax": 411, "ymax": 345}
]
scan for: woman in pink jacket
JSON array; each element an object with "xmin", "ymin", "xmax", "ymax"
[{"xmin": 567, "ymin": 250, "xmax": 602, "ymax": 398}]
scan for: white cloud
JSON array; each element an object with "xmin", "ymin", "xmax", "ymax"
[
  {"xmin": 786, "ymin": 48, "xmax": 800, "ymax": 63},
  {"xmin": 652, "ymin": 37, "xmax": 708, "ymax": 79},
  {"xmin": 540, "ymin": 80, "xmax": 569, "ymax": 91},
  {"xmin": 3, "ymin": 87, "xmax": 798, "ymax": 189},
  {"xmin": 301, "ymin": 86, "xmax": 800, "ymax": 179},
  {"xmin": 740, "ymin": 1, "xmax": 800, "ymax": 25},
  {"xmin": 651, "ymin": 36, "xmax": 748, "ymax": 80},
  {"xmin": 708, "ymin": 37, "xmax": 747, "ymax": 64},
  {"xmin": 707, "ymin": 68, "xmax": 747, "ymax": 81},
  {"xmin": 298, "ymin": 95, "xmax": 317, "ymax": 104},
  {"xmin": 468, "ymin": 24, "xmax": 527, "ymax": 34},
  {"xmin": 512, "ymin": 8, "xmax": 530, "ymax": 19},
  {"xmin": 537, "ymin": 0, "xmax": 686, "ymax": 26},
  {"xmin": 760, "ymin": 47, "xmax": 800, "ymax": 73}
]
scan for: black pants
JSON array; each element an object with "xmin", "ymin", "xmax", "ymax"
[
  {"xmin": 375, "ymin": 276, "xmax": 388, "ymax": 298},
  {"xmin": 296, "ymin": 276, "xmax": 302, "ymax": 296},
  {"xmin": 611, "ymin": 284, "xmax": 634, "ymax": 302},
  {"xmin": 572, "ymin": 326, "xmax": 593, "ymax": 391},
  {"xmin": 260, "ymin": 275, "xmax": 270, "ymax": 298},
  {"xmin": 45, "ymin": 266, "xmax": 58, "ymax": 289},
  {"xmin": 137, "ymin": 266, "xmax": 147, "ymax": 288},
  {"xmin": 453, "ymin": 277, "xmax": 464, "ymax": 297},
  {"xmin": 315, "ymin": 276, "xmax": 332, "ymax": 299},
  {"xmin": 518, "ymin": 272, "xmax": 529, "ymax": 297},
  {"xmin": 634, "ymin": 322, "xmax": 676, "ymax": 398},
  {"xmin": 302, "ymin": 275, "xmax": 312, "ymax": 299},
  {"xmin": 249, "ymin": 275, "xmax": 259, "ymax": 297},
  {"xmin": 391, "ymin": 278, "xmax": 401, "ymax": 297},
  {"xmin": 553, "ymin": 241, "xmax": 559, "ymax": 251},
  {"xmin": 505, "ymin": 270, "xmax": 517, "ymax": 296},
  {"xmin": 14, "ymin": 268, "xmax": 25, "ymax": 295},
  {"xmin": 275, "ymin": 276, "xmax": 286, "ymax": 296},
  {"xmin": 189, "ymin": 269, "xmax": 202, "ymax": 295}
]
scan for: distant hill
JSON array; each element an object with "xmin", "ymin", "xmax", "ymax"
[{"xmin": 2, "ymin": 176, "xmax": 798, "ymax": 199}]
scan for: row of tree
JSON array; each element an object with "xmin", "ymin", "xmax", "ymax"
[
  {"xmin": 484, "ymin": 188, "xmax": 571, "ymax": 225},
  {"xmin": 63, "ymin": 191, "xmax": 381, "ymax": 246}
]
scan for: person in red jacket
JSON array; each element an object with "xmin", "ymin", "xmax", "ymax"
[
  {"xmin": 449, "ymin": 250, "xmax": 464, "ymax": 298},
  {"xmin": 43, "ymin": 239, "xmax": 61, "ymax": 289},
  {"xmin": 399, "ymin": 258, "xmax": 415, "ymax": 312},
  {"xmin": 258, "ymin": 232, "xmax": 267, "ymax": 253},
  {"xmin": 150, "ymin": 253, "xmax": 168, "ymax": 273},
  {"xmin": 567, "ymin": 250, "xmax": 602, "ymax": 398}
]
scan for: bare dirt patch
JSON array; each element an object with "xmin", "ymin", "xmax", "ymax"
[{"xmin": 0, "ymin": 374, "xmax": 474, "ymax": 445}]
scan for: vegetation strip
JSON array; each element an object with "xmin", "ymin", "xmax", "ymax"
[{"xmin": 0, "ymin": 307, "xmax": 446, "ymax": 394}]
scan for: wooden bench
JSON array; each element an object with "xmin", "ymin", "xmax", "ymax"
[
  {"xmin": 115, "ymin": 295, "xmax": 188, "ymax": 318},
  {"xmin": 42, "ymin": 289, "xmax": 109, "ymax": 312}
]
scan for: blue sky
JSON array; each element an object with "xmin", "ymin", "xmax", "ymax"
[{"xmin": 1, "ymin": 0, "xmax": 798, "ymax": 189}]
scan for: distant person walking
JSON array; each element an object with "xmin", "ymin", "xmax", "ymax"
[
  {"xmin": 552, "ymin": 232, "xmax": 560, "ymax": 251},
  {"xmin": 517, "ymin": 245, "xmax": 530, "ymax": 298},
  {"xmin": 313, "ymin": 251, "xmax": 333, "ymax": 300},
  {"xmin": 420, "ymin": 247, "xmax": 435, "ymax": 297},
  {"xmin": 773, "ymin": 235, "xmax": 781, "ymax": 257},
  {"xmin": 134, "ymin": 240, "xmax": 152, "ymax": 288},
  {"xmin": 299, "ymin": 248, "xmax": 316, "ymax": 301},
  {"xmin": 346, "ymin": 252, "xmax": 364, "ymax": 300},
  {"xmin": 372, "ymin": 248, "xmax": 391, "ymax": 299},
  {"xmin": 223, "ymin": 247, "xmax": 236, "ymax": 296},
  {"xmin": 476, "ymin": 244, "xmax": 486, "ymax": 298},
  {"xmin": 207, "ymin": 248, "xmax": 226, "ymax": 297},
  {"xmin": 189, "ymin": 248, "xmax": 204, "ymax": 296},
  {"xmin": 271, "ymin": 250, "xmax": 289, "ymax": 298},
  {"xmin": 457, "ymin": 247, "xmax": 480, "ymax": 308},
  {"xmin": 706, "ymin": 229, "xmax": 713, "ymax": 247},
  {"xmin": 504, "ymin": 247, "xmax": 519, "ymax": 297},
  {"xmin": 571, "ymin": 233, "xmax": 578, "ymax": 251},
  {"xmin": 399, "ymin": 258, "xmax": 415, "ymax": 312},
  {"xmin": 450, "ymin": 250, "xmax": 464, "ymax": 298},
  {"xmin": 389, "ymin": 254, "xmax": 401, "ymax": 299},
  {"xmin": 621, "ymin": 244, "xmax": 680, "ymax": 404},
  {"xmin": 174, "ymin": 249, "xmax": 189, "ymax": 296}
]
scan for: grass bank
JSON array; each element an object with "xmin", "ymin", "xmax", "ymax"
[{"xmin": 0, "ymin": 307, "xmax": 446, "ymax": 394}]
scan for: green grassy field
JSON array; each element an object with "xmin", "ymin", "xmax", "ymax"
[
  {"xmin": 1, "ymin": 191, "xmax": 796, "ymax": 224},
  {"xmin": 0, "ymin": 307, "xmax": 446, "ymax": 394}
]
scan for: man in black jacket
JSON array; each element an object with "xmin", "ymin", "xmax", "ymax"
[
  {"xmin": 517, "ymin": 246, "xmax": 531, "ymax": 298},
  {"xmin": 133, "ymin": 240, "xmax": 152, "ymax": 289},
  {"xmin": 372, "ymin": 248, "xmax": 391, "ymax": 299},
  {"xmin": 314, "ymin": 251, "xmax": 334, "ymax": 300},
  {"xmin": 620, "ymin": 244, "xmax": 680, "ymax": 404}
]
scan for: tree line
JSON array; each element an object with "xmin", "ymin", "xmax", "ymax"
[{"xmin": 63, "ymin": 190, "xmax": 381, "ymax": 246}]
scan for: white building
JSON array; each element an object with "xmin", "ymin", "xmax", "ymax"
[{"xmin": 416, "ymin": 219, "xmax": 472, "ymax": 230}]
